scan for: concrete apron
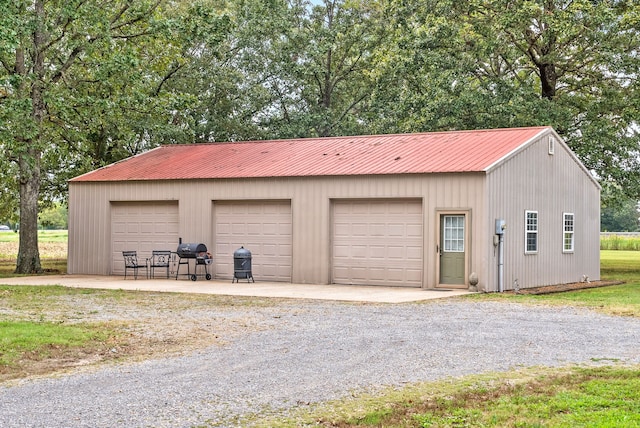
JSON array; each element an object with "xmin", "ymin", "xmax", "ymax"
[{"xmin": 0, "ymin": 275, "xmax": 473, "ymax": 303}]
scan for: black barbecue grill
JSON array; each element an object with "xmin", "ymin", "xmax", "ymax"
[{"xmin": 176, "ymin": 243, "xmax": 212, "ymax": 281}]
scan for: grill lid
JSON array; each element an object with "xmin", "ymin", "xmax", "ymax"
[
  {"xmin": 176, "ymin": 243, "xmax": 208, "ymax": 258},
  {"xmin": 234, "ymin": 246, "xmax": 252, "ymax": 258}
]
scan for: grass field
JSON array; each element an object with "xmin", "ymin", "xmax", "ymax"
[
  {"xmin": 0, "ymin": 230, "xmax": 67, "ymax": 275},
  {"xmin": 0, "ymin": 230, "xmax": 67, "ymax": 258},
  {"xmin": 600, "ymin": 234, "xmax": 640, "ymax": 250}
]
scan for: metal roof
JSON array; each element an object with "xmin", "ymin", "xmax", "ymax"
[{"xmin": 71, "ymin": 127, "xmax": 550, "ymax": 182}]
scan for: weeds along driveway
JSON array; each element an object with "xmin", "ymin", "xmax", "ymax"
[{"xmin": 1, "ymin": 299, "xmax": 640, "ymax": 428}]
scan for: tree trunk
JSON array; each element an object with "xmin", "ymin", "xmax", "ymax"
[
  {"xmin": 16, "ymin": 148, "xmax": 43, "ymax": 274},
  {"xmin": 15, "ymin": 0, "xmax": 45, "ymax": 274},
  {"xmin": 539, "ymin": 1, "xmax": 557, "ymax": 100},
  {"xmin": 539, "ymin": 62, "xmax": 557, "ymax": 100}
]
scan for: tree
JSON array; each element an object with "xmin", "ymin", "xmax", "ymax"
[
  {"xmin": 0, "ymin": 0, "xmax": 190, "ymax": 273},
  {"xmin": 268, "ymin": 0, "xmax": 387, "ymax": 138},
  {"xmin": 181, "ymin": 0, "xmax": 389, "ymax": 140},
  {"xmin": 39, "ymin": 203, "xmax": 68, "ymax": 230},
  {"xmin": 601, "ymin": 200, "xmax": 639, "ymax": 232},
  {"xmin": 380, "ymin": 0, "xmax": 640, "ymax": 202},
  {"xmin": 160, "ymin": 0, "xmax": 258, "ymax": 143}
]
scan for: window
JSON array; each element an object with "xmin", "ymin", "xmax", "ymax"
[
  {"xmin": 548, "ymin": 136, "xmax": 556, "ymax": 155},
  {"xmin": 444, "ymin": 215, "xmax": 465, "ymax": 252},
  {"xmin": 525, "ymin": 211, "xmax": 538, "ymax": 253},
  {"xmin": 563, "ymin": 213, "xmax": 574, "ymax": 252}
]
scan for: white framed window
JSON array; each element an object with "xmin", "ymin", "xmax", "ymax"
[
  {"xmin": 525, "ymin": 210, "xmax": 538, "ymax": 254},
  {"xmin": 444, "ymin": 215, "xmax": 465, "ymax": 252},
  {"xmin": 563, "ymin": 213, "xmax": 575, "ymax": 253},
  {"xmin": 548, "ymin": 136, "xmax": 555, "ymax": 155}
]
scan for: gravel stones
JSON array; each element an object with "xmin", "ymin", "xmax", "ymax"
[{"xmin": 1, "ymin": 300, "xmax": 639, "ymax": 427}]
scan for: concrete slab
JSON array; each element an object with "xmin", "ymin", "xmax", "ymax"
[{"xmin": 0, "ymin": 275, "xmax": 473, "ymax": 303}]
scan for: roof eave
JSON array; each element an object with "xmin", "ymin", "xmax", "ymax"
[
  {"xmin": 68, "ymin": 169, "xmax": 489, "ymax": 183},
  {"xmin": 68, "ymin": 146, "xmax": 165, "ymax": 183}
]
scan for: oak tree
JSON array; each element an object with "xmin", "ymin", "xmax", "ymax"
[{"xmin": 0, "ymin": 0, "xmax": 186, "ymax": 273}]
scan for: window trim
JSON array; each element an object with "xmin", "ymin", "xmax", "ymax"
[
  {"xmin": 563, "ymin": 212, "xmax": 575, "ymax": 253},
  {"xmin": 548, "ymin": 136, "xmax": 556, "ymax": 155},
  {"xmin": 525, "ymin": 210, "xmax": 538, "ymax": 254}
]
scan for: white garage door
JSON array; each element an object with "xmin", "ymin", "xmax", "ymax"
[
  {"xmin": 332, "ymin": 200, "xmax": 423, "ymax": 287},
  {"xmin": 111, "ymin": 202, "xmax": 179, "ymax": 275},
  {"xmin": 214, "ymin": 201, "xmax": 292, "ymax": 282}
]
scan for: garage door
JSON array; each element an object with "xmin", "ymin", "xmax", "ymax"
[
  {"xmin": 111, "ymin": 202, "xmax": 179, "ymax": 275},
  {"xmin": 332, "ymin": 200, "xmax": 423, "ymax": 287},
  {"xmin": 214, "ymin": 201, "xmax": 292, "ymax": 282}
]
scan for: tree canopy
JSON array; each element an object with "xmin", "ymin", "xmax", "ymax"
[{"xmin": 0, "ymin": 0, "xmax": 215, "ymax": 272}]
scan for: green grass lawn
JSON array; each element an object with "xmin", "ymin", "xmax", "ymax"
[
  {"xmin": 455, "ymin": 250, "xmax": 640, "ymax": 318},
  {"xmin": 601, "ymin": 249, "xmax": 640, "ymax": 274},
  {"xmin": 257, "ymin": 367, "xmax": 640, "ymax": 427},
  {"xmin": 0, "ymin": 285, "xmax": 117, "ymax": 378},
  {"xmin": 0, "ymin": 320, "xmax": 110, "ymax": 367},
  {"xmin": 249, "ymin": 365, "xmax": 640, "ymax": 428},
  {"xmin": 538, "ymin": 250, "xmax": 640, "ymax": 317}
]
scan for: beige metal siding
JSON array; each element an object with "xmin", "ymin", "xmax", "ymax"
[
  {"xmin": 68, "ymin": 174, "xmax": 487, "ymax": 288},
  {"xmin": 68, "ymin": 182, "xmax": 111, "ymax": 275},
  {"xmin": 486, "ymin": 131, "xmax": 600, "ymax": 291},
  {"xmin": 213, "ymin": 201, "xmax": 292, "ymax": 282},
  {"xmin": 332, "ymin": 199, "xmax": 423, "ymax": 287},
  {"xmin": 111, "ymin": 202, "xmax": 179, "ymax": 275}
]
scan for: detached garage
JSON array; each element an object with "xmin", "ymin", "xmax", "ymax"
[{"xmin": 68, "ymin": 126, "xmax": 601, "ymax": 292}]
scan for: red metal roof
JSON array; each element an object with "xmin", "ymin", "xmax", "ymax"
[{"xmin": 71, "ymin": 127, "xmax": 550, "ymax": 182}]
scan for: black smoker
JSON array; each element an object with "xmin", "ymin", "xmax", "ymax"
[
  {"xmin": 176, "ymin": 243, "xmax": 212, "ymax": 281},
  {"xmin": 232, "ymin": 246, "xmax": 254, "ymax": 283}
]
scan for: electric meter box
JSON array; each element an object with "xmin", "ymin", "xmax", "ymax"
[{"xmin": 495, "ymin": 219, "xmax": 506, "ymax": 235}]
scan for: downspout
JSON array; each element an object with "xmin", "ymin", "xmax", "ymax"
[
  {"xmin": 498, "ymin": 232, "xmax": 504, "ymax": 293},
  {"xmin": 495, "ymin": 219, "xmax": 506, "ymax": 292}
]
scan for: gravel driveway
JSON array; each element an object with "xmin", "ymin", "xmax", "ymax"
[{"xmin": 1, "ymin": 300, "xmax": 639, "ymax": 427}]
